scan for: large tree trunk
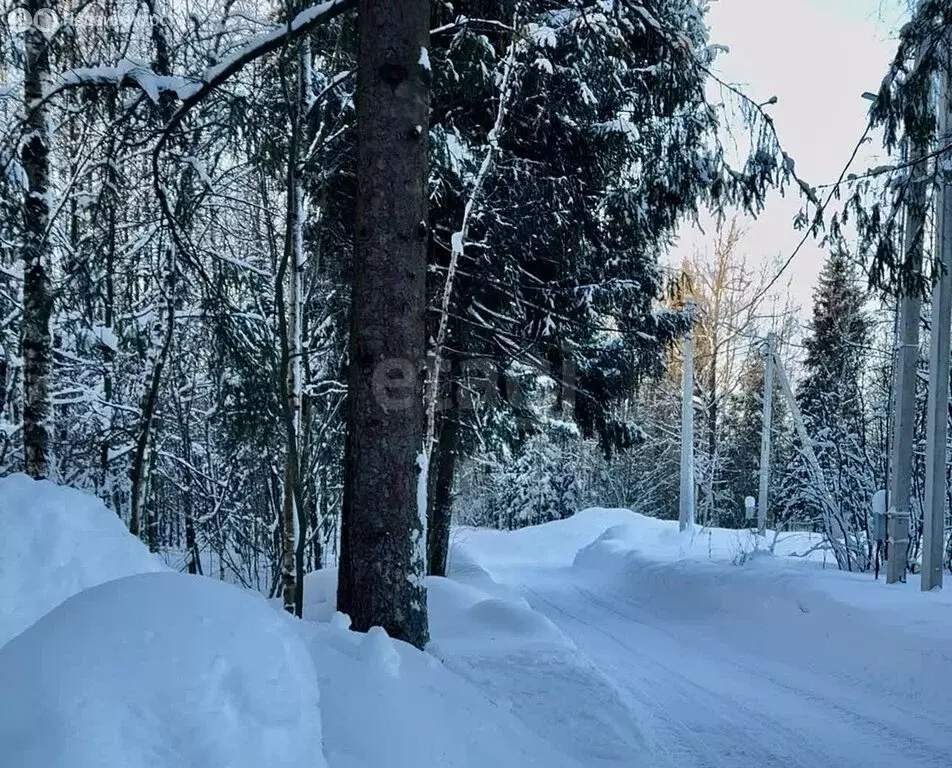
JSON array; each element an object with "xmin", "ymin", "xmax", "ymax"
[
  {"xmin": 337, "ymin": 0, "xmax": 430, "ymax": 649},
  {"xmin": 21, "ymin": 1, "xmax": 55, "ymax": 480}
]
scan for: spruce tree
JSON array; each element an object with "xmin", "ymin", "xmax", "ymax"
[
  {"xmin": 422, "ymin": 0, "xmax": 789, "ymax": 568},
  {"xmin": 790, "ymin": 250, "xmax": 875, "ymax": 570},
  {"xmin": 719, "ymin": 351, "xmax": 768, "ymax": 528},
  {"xmin": 336, "ymin": 0, "xmax": 431, "ymax": 649}
]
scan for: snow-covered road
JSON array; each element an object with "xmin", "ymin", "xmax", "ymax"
[
  {"xmin": 519, "ymin": 568, "xmax": 950, "ymax": 768},
  {"xmin": 5, "ymin": 478, "xmax": 950, "ymax": 768},
  {"xmin": 453, "ymin": 511, "xmax": 952, "ymax": 768}
]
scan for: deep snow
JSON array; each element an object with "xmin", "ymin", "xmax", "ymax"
[
  {"xmin": 303, "ymin": 568, "xmax": 587, "ymax": 767},
  {"xmin": 3, "ymin": 476, "xmax": 951, "ymax": 768},
  {"xmin": 0, "ymin": 572, "xmax": 326, "ymax": 768},
  {"xmin": 0, "ymin": 473, "xmax": 165, "ymax": 647},
  {"xmin": 0, "ymin": 477, "xmax": 583, "ymax": 768}
]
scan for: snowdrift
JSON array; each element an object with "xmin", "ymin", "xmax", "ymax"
[
  {"xmin": 304, "ymin": 568, "xmax": 585, "ymax": 767},
  {"xmin": 0, "ymin": 473, "xmax": 165, "ymax": 647},
  {"xmin": 570, "ymin": 511, "xmax": 952, "ymax": 628},
  {"xmin": 305, "ymin": 565, "xmax": 639, "ymax": 767},
  {"xmin": 428, "ymin": 573, "xmax": 646, "ymax": 767},
  {"xmin": 571, "ymin": 511, "xmax": 824, "ymax": 570},
  {"xmin": 0, "ymin": 477, "xmax": 591, "ymax": 768},
  {"xmin": 437, "ymin": 542, "xmax": 648, "ymax": 767},
  {"xmin": 0, "ymin": 571, "xmax": 325, "ymax": 768},
  {"xmin": 299, "ymin": 614, "xmax": 581, "ymax": 768},
  {"xmin": 570, "ymin": 514, "xmax": 952, "ymax": 688},
  {"xmin": 450, "ymin": 507, "xmax": 640, "ymax": 571}
]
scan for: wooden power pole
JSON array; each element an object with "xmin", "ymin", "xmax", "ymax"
[
  {"xmin": 757, "ymin": 333, "xmax": 775, "ymax": 536},
  {"xmin": 922, "ymin": 42, "xmax": 952, "ymax": 592},
  {"xmin": 680, "ymin": 299, "xmax": 696, "ymax": 532}
]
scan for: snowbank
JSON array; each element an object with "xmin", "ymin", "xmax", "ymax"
[
  {"xmin": 0, "ymin": 571, "xmax": 325, "ymax": 768},
  {"xmin": 570, "ymin": 511, "xmax": 952, "ymax": 637},
  {"xmin": 549, "ymin": 509, "xmax": 952, "ymax": 705},
  {"xmin": 299, "ymin": 595, "xmax": 581, "ymax": 767},
  {"xmin": 0, "ymin": 474, "xmax": 165, "ymax": 647},
  {"xmin": 432, "ymin": 556, "xmax": 647, "ymax": 767},
  {"xmin": 572, "ymin": 511, "xmax": 825, "ymax": 571},
  {"xmin": 450, "ymin": 507, "xmax": 639, "ymax": 571},
  {"xmin": 304, "ymin": 566, "xmax": 637, "ymax": 767},
  {"xmin": 426, "ymin": 574, "xmax": 567, "ymax": 654},
  {"xmin": 0, "ymin": 476, "xmax": 600, "ymax": 768}
]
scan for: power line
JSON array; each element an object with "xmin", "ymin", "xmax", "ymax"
[
  {"xmin": 749, "ymin": 7, "xmax": 952, "ymax": 307},
  {"xmin": 750, "ymin": 121, "xmax": 876, "ymax": 309}
]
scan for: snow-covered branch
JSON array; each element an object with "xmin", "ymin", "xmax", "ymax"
[
  {"xmin": 47, "ymin": 0, "xmax": 355, "ymax": 111},
  {"xmin": 424, "ymin": 16, "xmax": 522, "ymax": 458}
]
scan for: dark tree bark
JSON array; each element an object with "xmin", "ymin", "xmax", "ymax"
[
  {"xmin": 130, "ymin": 4, "xmax": 177, "ymax": 539},
  {"xmin": 21, "ymin": 1, "xmax": 55, "ymax": 480},
  {"xmin": 184, "ymin": 513, "xmax": 201, "ymax": 575},
  {"xmin": 427, "ymin": 388, "xmax": 459, "ymax": 577},
  {"xmin": 337, "ymin": 0, "xmax": 431, "ymax": 649}
]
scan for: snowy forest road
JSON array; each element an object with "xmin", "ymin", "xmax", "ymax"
[{"xmin": 479, "ymin": 556, "xmax": 952, "ymax": 768}]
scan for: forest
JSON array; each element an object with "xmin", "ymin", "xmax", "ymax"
[
  {"xmin": 1, "ymin": 0, "xmax": 951, "ymax": 643},
  {"xmin": 3, "ymin": 1, "xmax": 952, "ymax": 766}
]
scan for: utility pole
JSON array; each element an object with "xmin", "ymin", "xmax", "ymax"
[
  {"xmin": 922, "ymin": 42, "xmax": 952, "ymax": 592},
  {"xmin": 887, "ymin": 76, "xmax": 929, "ymax": 585},
  {"xmin": 757, "ymin": 332, "xmax": 775, "ymax": 536},
  {"xmin": 680, "ymin": 299, "xmax": 696, "ymax": 532}
]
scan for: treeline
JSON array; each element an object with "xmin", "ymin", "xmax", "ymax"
[{"xmin": 28, "ymin": 0, "xmax": 952, "ymax": 641}]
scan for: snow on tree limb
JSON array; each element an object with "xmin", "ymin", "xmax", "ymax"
[
  {"xmin": 52, "ymin": 63, "xmax": 190, "ymax": 103},
  {"xmin": 48, "ymin": 0, "xmax": 355, "ymax": 110},
  {"xmin": 150, "ymin": 0, "xmax": 354, "ymax": 276}
]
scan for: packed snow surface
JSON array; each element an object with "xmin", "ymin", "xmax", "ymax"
[
  {"xmin": 0, "ymin": 571, "xmax": 325, "ymax": 768},
  {"xmin": 0, "ymin": 473, "xmax": 165, "ymax": 647},
  {"xmin": 452, "ymin": 508, "xmax": 952, "ymax": 768}
]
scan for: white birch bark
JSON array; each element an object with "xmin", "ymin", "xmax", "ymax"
[{"xmin": 21, "ymin": 0, "xmax": 55, "ymax": 480}]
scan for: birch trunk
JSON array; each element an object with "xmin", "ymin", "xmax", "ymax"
[
  {"xmin": 278, "ymin": 35, "xmax": 312, "ymax": 616},
  {"xmin": 21, "ymin": 1, "xmax": 55, "ymax": 480}
]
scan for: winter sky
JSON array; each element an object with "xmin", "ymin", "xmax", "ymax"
[{"xmin": 673, "ymin": 0, "xmax": 910, "ymax": 318}]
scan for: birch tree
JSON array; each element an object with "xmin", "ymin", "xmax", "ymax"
[
  {"xmin": 21, "ymin": 0, "xmax": 54, "ymax": 479},
  {"xmin": 679, "ymin": 221, "xmax": 795, "ymax": 526}
]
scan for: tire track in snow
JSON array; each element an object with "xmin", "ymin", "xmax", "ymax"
[
  {"xmin": 523, "ymin": 582, "xmax": 833, "ymax": 768},
  {"xmin": 508, "ymin": 568, "xmax": 951, "ymax": 768}
]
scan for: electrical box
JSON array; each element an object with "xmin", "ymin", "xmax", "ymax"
[
  {"xmin": 873, "ymin": 512, "xmax": 887, "ymax": 542},
  {"xmin": 872, "ymin": 489, "xmax": 887, "ymax": 542}
]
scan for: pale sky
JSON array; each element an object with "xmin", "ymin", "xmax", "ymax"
[{"xmin": 672, "ymin": 0, "xmax": 910, "ymax": 316}]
